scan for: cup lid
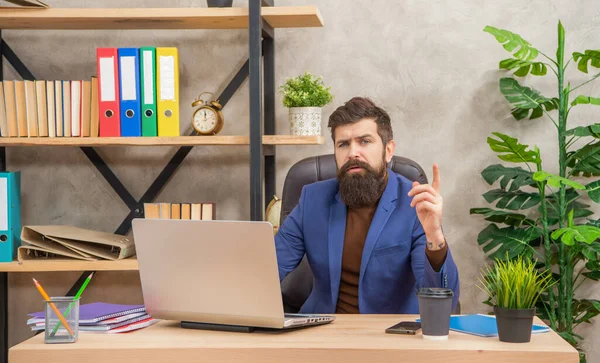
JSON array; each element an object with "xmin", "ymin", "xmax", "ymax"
[{"xmin": 416, "ymin": 287, "xmax": 454, "ymax": 298}]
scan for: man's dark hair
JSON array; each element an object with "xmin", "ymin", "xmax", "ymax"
[{"xmin": 327, "ymin": 97, "xmax": 393, "ymax": 144}]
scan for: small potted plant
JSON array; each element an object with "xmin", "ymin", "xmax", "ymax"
[
  {"xmin": 279, "ymin": 72, "xmax": 333, "ymax": 136},
  {"xmin": 477, "ymin": 255, "xmax": 554, "ymax": 343}
]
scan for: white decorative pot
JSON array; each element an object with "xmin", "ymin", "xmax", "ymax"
[{"xmin": 288, "ymin": 107, "xmax": 322, "ymax": 136}]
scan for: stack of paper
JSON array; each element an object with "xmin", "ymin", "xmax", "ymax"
[{"xmin": 27, "ymin": 302, "xmax": 158, "ymax": 333}]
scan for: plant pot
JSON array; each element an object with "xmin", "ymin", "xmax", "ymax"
[
  {"xmin": 207, "ymin": 0, "xmax": 233, "ymax": 7},
  {"xmin": 288, "ymin": 107, "xmax": 322, "ymax": 136},
  {"xmin": 494, "ymin": 306, "xmax": 536, "ymax": 343}
]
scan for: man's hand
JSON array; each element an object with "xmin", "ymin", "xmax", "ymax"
[{"xmin": 407, "ymin": 163, "xmax": 445, "ymax": 251}]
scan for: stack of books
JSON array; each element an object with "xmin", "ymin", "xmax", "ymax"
[
  {"xmin": 0, "ymin": 79, "xmax": 99, "ymax": 138},
  {"xmin": 144, "ymin": 202, "xmax": 216, "ymax": 220},
  {"xmin": 27, "ymin": 302, "xmax": 158, "ymax": 334}
]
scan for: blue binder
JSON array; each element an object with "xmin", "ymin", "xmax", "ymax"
[
  {"xmin": 449, "ymin": 314, "xmax": 549, "ymax": 337},
  {"xmin": 0, "ymin": 171, "xmax": 21, "ymax": 262},
  {"xmin": 118, "ymin": 48, "xmax": 142, "ymax": 137}
]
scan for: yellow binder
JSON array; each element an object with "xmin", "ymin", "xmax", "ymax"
[{"xmin": 156, "ymin": 47, "xmax": 180, "ymax": 137}]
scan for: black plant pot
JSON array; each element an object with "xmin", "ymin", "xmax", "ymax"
[
  {"xmin": 207, "ymin": 0, "xmax": 233, "ymax": 7},
  {"xmin": 494, "ymin": 306, "xmax": 536, "ymax": 343}
]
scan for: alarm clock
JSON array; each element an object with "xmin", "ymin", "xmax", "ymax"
[{"xmin": 191, "ymin": 92, "xmax": 224, "ymax": 135}]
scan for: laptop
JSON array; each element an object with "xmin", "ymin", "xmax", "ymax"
[{"xmin": 131, "ymin": 218, "xmax": 335, "ymax": 331}]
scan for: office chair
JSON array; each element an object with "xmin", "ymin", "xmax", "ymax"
[{"xmin": 278, "ymin": 154, "xmax": 460, "ymax": 314}]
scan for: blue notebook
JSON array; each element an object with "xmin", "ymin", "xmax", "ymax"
[{"xmin": 448, "ymin": 314, "xmax": 550, "ymax": 337}]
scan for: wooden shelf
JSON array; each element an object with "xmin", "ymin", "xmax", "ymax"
[
  {"xmin": 0, "ymin": 135, "xmax": 324, "ymax": 146},
  {"xmin": 0, "ymin": 6, "xmax": 324, "ymax": 30},
  {"xmin": 0, "ymin": 258, "xmax": 138, "ymax": 272}
]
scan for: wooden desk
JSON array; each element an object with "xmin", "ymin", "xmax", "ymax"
[{"xmin": 9, "ymin": 315, "xmax": 578, "ymax": 363}]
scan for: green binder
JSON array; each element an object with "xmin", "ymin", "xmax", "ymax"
[{"xmin": 139, "ymin": 47, "xmax": 157, "ymax": 136}]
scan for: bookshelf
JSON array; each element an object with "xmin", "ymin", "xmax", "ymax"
[
  {"xmin": 0, "ymin": 3, "xmax": 324, "ymax": 362},
  {"xmin": 0, "ymin": 6, "xmax": 324, "ymax": 30},
  {"xmin": 0, "ymin": 258, "xmax": 138, "ymax": 272},
  {"xmin": 0, "ymin": 135, "xmax": 325, "ymax": 147}
]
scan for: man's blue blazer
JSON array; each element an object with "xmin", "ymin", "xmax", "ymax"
[{"xmin": 275, "ymin": 169, "xmax": 460, "ymax": 314}]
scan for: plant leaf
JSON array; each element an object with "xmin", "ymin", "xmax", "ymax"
[
  {"xmin": 544, "ymin": 189, "xmax": 591, "ymax": 226},
  {"xmin": 573, "ymin": 50, "xmax": 600, "ymax": 73},
  {"xmin": 582, "ymin": 271, "xmax": 600, "ymax": 281},
  {"xmin": 565, "ymin": 123, "xmax": 600, "ymax": 138},
  {"xmin": 512, "ymin": 98, "xmax": 560, "ymax": 121},
  {"xmin": 533, "ymin": 171, "xmax": 586, "ymax": 190},
  {"xmin": 572, "ymin": 299, "xmax": 600, "ymax": 325},
  {"xmin": 545, "ymin": 201, "xmax": 593, "ymax": 227},
  {"xmin": 477, "ymin": 223, "xmax": 541, "ymax": 260},
  {"xmin": 571, "ymin": 95, "xmax": 600, "ymax": 106},
  {"xmin": 499, "ymin": 78, "xmax": 549, "ymax": 110},
  {"xmin": 482, "ymin": 189, "xmax": 541, "ymax": 210},
  {"xmin": 484, "ymin": 26, "xmax": 539, "ymax": 61},
  {"xmin": 481, "ymin": 164, "xmax": 536, "ymax": 192},
  {"xmin": 586, "ymin": 259, "xmax": 600, "ymax": 271},
  {"xmin": 487, "ymin": 132, "xmax": 541, "ymax": 164},
  {"xmin": 567, "ymin": 141, "xmax": 600, "ymax": 176},
  {"xmin": 470, "ymin": 208, "xmax": 535, "ymax": 227},
  {"xmin": 586, "ymin": 180, "xmax": 600, "ymax": 202},
  {"xmin": 551, "ymin": 225, "xmax": 600, "ymax": 245},
  {"xmin": 499, "ymin": 58, "xmax": 547, "ymax": 77}
]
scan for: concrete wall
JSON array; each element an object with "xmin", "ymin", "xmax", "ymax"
[{"xmin": 3, "ymin": 0, "xmax": 598, "ymax": 360}]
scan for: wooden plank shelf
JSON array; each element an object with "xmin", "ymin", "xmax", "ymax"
[
  {"xmin": 0, "ymin": 135, "xmax": 324, "ymax": 146},
  {"xmin": 0, "ymin": 258, "xmax": 139, "ymax": 272},
  {"xmin": 0, "ymin": 6, "xmax": 324, "ymax": 30}
]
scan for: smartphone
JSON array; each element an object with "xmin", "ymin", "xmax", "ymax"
[{"xmin": 385, "ymin": 321, "xmax": 422, "ymax": 335}]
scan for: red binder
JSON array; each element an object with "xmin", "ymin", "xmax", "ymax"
[{"xmin": 96, "ymin": 48, "xmax": 120, "ymax": 137}]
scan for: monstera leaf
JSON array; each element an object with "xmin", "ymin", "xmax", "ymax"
[
  {"xmin": 499, "ymin": 58, "xmax": 547, "ymax": 77},
  {"xmin": 573, "ymin": 50, "xmax": 600, "ymax": 73},
  {"xmin": 484, "ymin": 26, "xmax": 539, "ymax": 61},
  {"xmin": 477, "ymin": 223, "xmax": 542, "ymax": 260},
  {"xmin": 511, "ymin": 98, "xmax": 559, "ymax": 121},
  {"xmin": 572, "ymin": 299, "xmax": 600, "ymax": 325},
  {"xmin": 565, "ymin": 123, "xmax": 600, "ymax": 138},
  {"xmin": 586, "ymin": 180, "xmax": 600, "ymax": 203},
  {"xmin": 544, "ymin": 189, "xmax": 592, "ymax": 226},
  {"xmin": 487, "ymin": 132, "xmax": 541, "ymax": 164},
  {"xmin": 481, "ymin": 164, "xmax": 536, "ymax": 192},
  {"xmin": 567, "ymin": 141, "xmax": 600, "ymax": 176},
  {"xmin": 482, "ymin": 189, "xmax": 541, "ymax": 210},
  {"xmin": 571, "ymin": 95, "xmax": 600, "ymax": 106},
  {"xmin": 533, "ymin": 171, "xmax": 586, "ymax": 190},
  {"xmin": 499, "ymin": 77, "xmax": 549, "ymax": 109},
  {"xmin": 470, "ymin": 208, "xmax": 535, "ymax": 227},
  {"xmin": 552, "ymin": 225, "xmax": 600, "ymax": 246}
]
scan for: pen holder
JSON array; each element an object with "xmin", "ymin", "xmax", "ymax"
[{"xmin": 44, "ymin": 296, "xmax": 79, "ymax": 344}]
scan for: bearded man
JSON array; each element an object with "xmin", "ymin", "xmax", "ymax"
[{"xmin": 275, "ymin": 97, "xmax": 460, "ymax": 314}]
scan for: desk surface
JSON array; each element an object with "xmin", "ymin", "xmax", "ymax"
[{"xmin": 9, "ymin": 315, "xmax": 579, "ymax": 363}]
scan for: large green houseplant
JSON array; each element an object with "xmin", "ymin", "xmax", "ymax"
[{"xmin": 471, "ymin": 21, "xmax": 600, "ymax": 362}]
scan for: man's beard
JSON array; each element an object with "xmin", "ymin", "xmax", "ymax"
[{"xmin": 337, "ymin": 158, "xmax": 387, "ymax": 208}]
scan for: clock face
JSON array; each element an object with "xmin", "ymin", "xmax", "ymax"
[{"xmin": 193, "ymin": 108, "xmax": 218, "ymax": 133}]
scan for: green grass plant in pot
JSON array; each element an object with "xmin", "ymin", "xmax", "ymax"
[
  {"xmin": 279, "ymin": 72, "xmax": 333, "ymax": 136},
  {"xmin": 478, "ymin": 255, "xmax": 555, "ymax": 343}
]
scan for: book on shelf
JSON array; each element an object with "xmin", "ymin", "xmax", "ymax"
[
  {"xmin": 0, "ymin": 79, "xmax": 99, "ymax": 138},
  {"xmin": 144, "ymin": 202, "xmax": 216, "ymax": 220}
]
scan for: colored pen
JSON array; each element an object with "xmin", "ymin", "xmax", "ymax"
[
  {"xmin": 32, "ymin": 278, "xmax": 75, "ymax": 336},
  {"xmin": 50, "ymin": 272, "xmax": 94, "ymax": 337}
]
